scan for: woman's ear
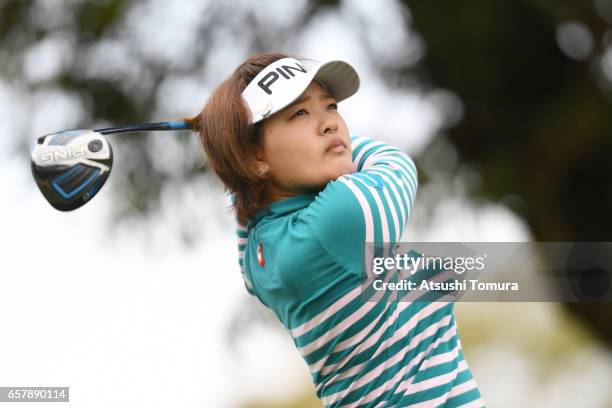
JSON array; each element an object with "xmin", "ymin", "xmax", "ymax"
[
  {"xmin": 256, "ymin": 161, "xmax": 269, "ymax": 177},
  {"xmin": 255, "ymin": 146, "xmax": 269, "ymax": 177}
]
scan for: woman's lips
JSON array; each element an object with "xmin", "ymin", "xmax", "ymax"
[{"xmin": 326, "ymin": 138, "xmax": 346, "ymax": 152}]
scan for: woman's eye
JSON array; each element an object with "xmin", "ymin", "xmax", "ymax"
[
  {"xmin": 293, "ymin": 109, "xmax": 308, "ymax": 118},
  {"xmin": 328, "ymin": 103, "xmax": 338, "ymax": 110}
]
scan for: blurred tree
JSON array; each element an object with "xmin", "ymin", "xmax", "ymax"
[{"xmin": 402, "ymin": 0, "xmax": 612, "ymax": 347}]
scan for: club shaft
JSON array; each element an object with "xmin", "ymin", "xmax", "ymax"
[{"xmin": 94, "ymin": 121, "xmax": 191, "ymax": 135}]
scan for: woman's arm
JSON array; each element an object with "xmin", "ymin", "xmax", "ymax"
[{"xmin": 304, "ymin": 135, "xmax": 418, "ymax": 273}]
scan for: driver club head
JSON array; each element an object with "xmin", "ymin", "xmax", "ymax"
[{"xmin": 31, "ymin": 129, "xmax": 113, "ymax": 211}]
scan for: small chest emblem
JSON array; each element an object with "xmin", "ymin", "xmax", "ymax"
[{"xmin": 257, "ymin": 243, "xmax": 265, "ymax": 267}]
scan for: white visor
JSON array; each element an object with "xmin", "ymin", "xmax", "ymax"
[{"xmin": 241, "ymin": 57, "xmax": 360, "ymax": 124}]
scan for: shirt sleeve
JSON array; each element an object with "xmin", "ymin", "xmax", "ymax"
[{"xmin": 304, "ymin": 135, "xmax": 418, "ymax": 273}]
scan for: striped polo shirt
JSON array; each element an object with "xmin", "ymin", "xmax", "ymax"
[{"xmin": 235, "ymin": 136, "xmax": 486, "ymax": 407}]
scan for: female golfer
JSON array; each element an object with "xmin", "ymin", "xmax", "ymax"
[{"xmin": 191, "ymin": 53, "xmax": 485, "ymax": 407}]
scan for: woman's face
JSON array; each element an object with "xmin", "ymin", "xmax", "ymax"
[{"xmin": 257, "ymin": 81, "xmax": 353, "ymax": 201}]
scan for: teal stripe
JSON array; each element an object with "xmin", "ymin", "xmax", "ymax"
[
  {"xmin": 385, "ymin": 156, "xmax": 418, "ymax": 196},
  {"xmin": 300, "ymin": 298, "xmax": 388, "ymax": 365},
  {"xmin": 369, "ymin": 169, "xmax": 405, "ymax": 237},
  {"xmin": 376, "ymin": 335, "xmax": 460, "ymax": 407},
  {"xmin": 445, "ymin": 380, "xmax": 483, "ymax": 407},
  {"xmin": 299, "ymin": 290, "xmax": 395, "ymax": 366},
  {"xmin": 351, "ymin": 175, "xmax": 384, "ymax": 247},
  {"xmin": 320, "ymin": 300, "xmax": 396, "ymax": 369},
  {"xmin": 392, "ymin": 368, "xmax": 473, "ymax": 406},
  {"xmin": 371, "ymin": 168, "xmax": 410, "ymax": 228},
  {"xmin": 320, "ymin": 305, "xmax": 454, "ymax": 399},
  {"xmin": 354, "ymin": 143, "xmax": 396, "ymax": 171},
  {"xmin": 287, "ymin": 276, "xmax": 361, "ymax": 330},
  {"xmin": 389, "ymin": 165, "xmax": 417, "ymax": 213}
]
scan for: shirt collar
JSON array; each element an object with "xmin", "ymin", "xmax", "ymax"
[{"xmin": 247, "ymin": 193, "xmax": 317, "ymax": 231}]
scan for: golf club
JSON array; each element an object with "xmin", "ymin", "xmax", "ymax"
[{"xmin": 30, "ymin": 120, "xmax": 193, "ymax": 211}]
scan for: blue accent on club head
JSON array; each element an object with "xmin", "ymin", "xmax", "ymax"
[
  {"xmin": 51, "ymin": 166, "xmax": 102, "ymax": 200},
  {"xmin": 48, "ymin": 129, "xmax": 89, "ymax": 145},
  {"xmin": 87, "ymin": 178, "xmax": 102, "ymax": 197}
]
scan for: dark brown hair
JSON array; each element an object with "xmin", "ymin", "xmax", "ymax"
[{"xmin": 187, "ymin": 52, "xmax": 288, "ymax": 225}]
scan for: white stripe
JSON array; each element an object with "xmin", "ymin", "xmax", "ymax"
[
  {"xmin": 362, "ymin": 147, "xmax": 404, "ymax": 169},
  {"xmin": 370, "ymin": 155, "xmax": 416, "ymax": 214},
  {"xmin": 328, "ymin": 295, "xmax": 394, "ymax": 354},
  {"xmin": 340, "ymin": 325, "xmax": 459, "ymax": 408},
  {"xmin": 396, "ymin": 343, "xmax": 467, "ymax": 395},
  {"xmin": 331, "ymin": 323, "xmax": 458, "ymax": 408},
  {"xmin": 372, "ymin": 153, "xmax": 418, "ymax": 186},
  {"xmin": 298, "ymin": 300, "xmax": 379, "ymax": 356},
  {"xmin": 378, "ymin": 180, "xmax": 400, "ymax": 241},
  {"xmin": 238, "ymin": 237, "xmax": 247, "ymax": 246},
  {"xmin": 383, "ymin": 162, "xmax": 416, "ymax": 215},
  {"xmin": 320, "ymin": 270, "xmax": 456, "ymax": 379},
  {"xmin": 372, "ymin": 168, "xmax": 409, "ymax": 226},
  {"xmin": 449, "ymin": 378, "xmax": 480, "ymax": 399},
  {"xmin": 290, "ymin": 284, "xmax": 363, "ymax": 338},
  {"xmin": 400, "ymin": 348, "xmax": 463, "ymax": 395},
  {"xmin": 317, "ymin": 297, "xmax": 399, "ymax": 376},
  {"xmin": 242, "ymin": 272, "xmax": 253, "ymax": 290},
  {"xmin": 322, "ymin": 313, "xmax": 454, "ymax": 406},
  {"xmin": 380, "ymin": 155, "xmax": 418, "ymax": 193},
  {"xmin": 419, "ymin": 342, "xmax": 460, "ymax": 371},
  {"xmin": 350, "ymin": 176, "xmax": 390, "ymax": 245},
  {"xmin": 380, "ymin": 157, "xmax": 419, "ymax": 196},
  {"xmin": 307, "ymin": 271, "xmax": 399, "ymax": 374},
  {"xmin": 371, "ymin": 151, "xmax": 417, "ymax": 178},
  {"xmin": 338, "ymin": 177, "xmax": 374, "ymax": 243},
  {"xmin": 372, "ymin": 167, "xmax": 409, "ymax": 220},
  {"xmin": 349, "ymin": 137, "xmax": 371, "ymax": 172},
  {"xmin": 396, "ymin": 361, "xmax": 469, "ymax": 408},
  {"xmin": 363, "ymin": 151, "xmax": 416, "ymax": 178},
  {"xmin": 457, "ymin": 396, "xmax": 486, "ymax": 408},
  {"xmin": 353, "ymin": 141, "xmax": 387, "ymax": 171}
]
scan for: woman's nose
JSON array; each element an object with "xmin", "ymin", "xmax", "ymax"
[{"xmin": 321, "ymin": 118, "xmax": 338, "ymax": 135}]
